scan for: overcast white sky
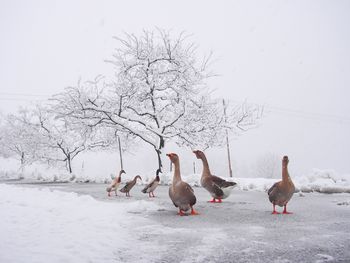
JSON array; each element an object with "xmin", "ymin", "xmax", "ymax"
[{"xmin": 1, "ymin": 0, "xmax": 349, "ymax": 177}]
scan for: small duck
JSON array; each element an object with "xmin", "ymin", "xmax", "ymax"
[
  {"xmin": 193, "ymin": 150, "xmax": 237, "ymax": 203},
  {"xmin": 106, "ymin": 169, "xmax": 125, "ymax": 197},
  {"xmin": 167, "ymin": 153, "xmax": 198, "ymax": 216},
  {"xmin": 268, "ymin": 156, "xmax": 295, "ymax": 214},
  {"xmin": 120, "ymin": 175, "xmax": 142, "ymax": 197},
  {"xmin": 141, "ymin": 169, "xmax": 161, "ymax": 198}
]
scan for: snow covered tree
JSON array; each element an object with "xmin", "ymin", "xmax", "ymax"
[
  {"xmin": 5, "ymin": 106, "xmax": 114, "ymax": 174},
  {"xmin": 0, "ymin": 111, "xmax": 39, "ymax": 171},
  {"xmin": 51, "ymin": 29, "xmax": 262, "ymax": 171}
]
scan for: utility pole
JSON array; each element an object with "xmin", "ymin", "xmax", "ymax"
[
  {"xmin": 193, "ymin": 161, "xmax": 196, "ymax": 174},
  {"xmin": 117, "ymin": 136, "xmax": 123, "ymax": 171},
  {"xmin": 223, "ymin": 99, "xmax": 233, "ymax": 177}
]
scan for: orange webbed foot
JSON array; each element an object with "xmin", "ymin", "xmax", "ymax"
[
  {"xmin": 177, "ymin": 210, "xmax": 186, "ymax": 216},
  {"xmin": 191, "ymin": 210, "xmax": 199, "ymax": 216},
  {"xmin": 271, "ymin": 204, "xmax": 280, "ymax": 215},
  {"xmin": 283, "ymin": 205, "xmax": 292, "ymax": 214},
  {"xmin": 283, "ymin": 211, "xmax": 293, "ymax": 214}
]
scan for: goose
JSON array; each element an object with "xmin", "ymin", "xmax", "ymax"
[
  {"xmin": 141, "ymin": 169, "xmax": 161, "ymax": 197},
  {"xmin": 120, "ymin": 175, "xmax": 142, "ymax": 197},
  {"xmin": 106, "ymin": 169, "xmax": 125, "ymax": 197},
  {"xmin": 193, "ymin": 150, "xmax": 237, "ymax": 203},
  {"xmin": 268, "ymin": 156, "xmax": 295, "ymax": 214},
  {"xmin": 167, "ymin": 153, "xmax": 199, "ymax": 216}
]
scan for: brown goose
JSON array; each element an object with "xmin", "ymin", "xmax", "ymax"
[
  {"xmin": 268, "ymin": 156, "xmax": 295, "ymax": 214},
  {"xmin": 106, "ymin": 169, "xmax": 125, "ymax": 197},
  {"xmin": 193, "ymin": 150, "xmax": 237, "ymax": 203},
  {"xmin": 120, "ymin": 175, "xmax": 142, "ymax": 197},
  {"xmin": 141, "ymin": 169, "xmax": 161, "ymax": 197},
  {"xmin": 167, "ymin": 153, "xmax": 198, "ymax": 216}
]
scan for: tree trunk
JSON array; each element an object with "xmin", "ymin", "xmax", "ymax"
[
  {"xmin": 223, "ymin": 99, "xmax": 233, "ymax": 177},
  {"xmin": 155, "ymin": 136, "xmax": 165, "ymax": 172},
  {"xmin": 20, "ymin": 152, "xmax": 25, "ymax": 167},
  {"xmin": 67, "ymin": 155, "xmax": 73, "ymax": 173},
  {"xmin": 20, "ymin": 152, "xmax": 25, "ymax": 172},
  {"xmin": 156, "ymin": 149, "xmax": 162, "ymax": 172},
  {"xmin": 19, "ymin": 152, "xmax": 25, "ymax": 179},
  {"xmin": 117, "ymin": 136, "xmax": 123, "ymax": 170}
]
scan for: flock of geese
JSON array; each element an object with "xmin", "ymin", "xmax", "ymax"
[{"xmin": 106, "ymin": 150, "xmax": 295, "ymax": 216}]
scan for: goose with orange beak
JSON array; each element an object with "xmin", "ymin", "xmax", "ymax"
[
  {"xmin": 167, "ymin": 153, "xmax": 199, "ymax": 216},
  {"xmin": 268, "ymin": 156, "xmax": 295, "ymax": 214}
]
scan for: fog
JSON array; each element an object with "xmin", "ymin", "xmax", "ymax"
[{"xmin": 1, "ymin": 0, "xmax": 349, "ymax": 177}]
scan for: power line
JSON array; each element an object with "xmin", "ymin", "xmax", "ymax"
[
  {"xmin": 266, "ymin": 105, "xmax": 350, "ymax": 124},
  {"xmin": 0, "ymin": 92, "xmax": 50, "ymax": 97},
  {"xmin": 268, "ymin": 105, "xmax": 349, "ymax": 120},
  {"xmin": 229, "ymin": 99, "xmax": 350, "ymax": 125},
  {"xmin": 0, "ymin": 98, "xmax": 45, "ymax": 102},
  {"xmin": 0, "ymin": 92, "xmax": 50, "ymax": 102}
]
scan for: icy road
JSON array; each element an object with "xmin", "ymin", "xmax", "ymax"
[{"xmin": 1, "ymin": 181, "xmax": 350, "ymax": 263}]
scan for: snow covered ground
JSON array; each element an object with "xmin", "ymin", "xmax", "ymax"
[
  {"xmin": 1, "ymin": 181, "xmax": 350, "ymax": 263},
  {"xmin": 1, "ymin": 168, "xmax": 350, "ymax": 194},
  {"xmin": 0, "ymin": 183, "xmax": 165, "ymax": 263}
]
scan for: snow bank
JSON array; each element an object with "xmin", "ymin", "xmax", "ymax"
[
  {"xmin": 0, "ymin": 170, "xmax": 22, "ymax": 180},
  {"xmin": 160, "ymin": 169, "xmax": 350, "ymax": 194},
  {"xmin": 1, "ymin": 168, "xmax": 350, "ymax": 194},
  {"xmin": 160, "ymin": 170, "xmax": 350, "ymax": 194},
  {"xmin": 0, "ymin": 184, "xmax": 163, "ymax": 263},
  {"xmin": 0, "ymin": 168, "xmax": 147, "ymax": 184},
  {"xmin": 235, "ymin": 173, "xmax": 350, "ymax": 194},
  {"xmin": 160, "ymin": 172, "xmax": 201, "ymax": 187},
  {"xmin": 224, "ymin": 169, "xmax": 350, "ymax": 193},
  {"xmin": 234, "ymin": 177, "xmax": 276, "ymax": 191},
  {"xmin": 293, "ymin": 169, "xmax": 350, "ymax": 193},
  {"xmin": 0, "ymin": 169, "xmax": 75, "ymax": 182}
]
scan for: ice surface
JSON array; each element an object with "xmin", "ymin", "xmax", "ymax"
[{"xmin": 1, "ymin": 182, "xmax": 349, "ymax": 262}]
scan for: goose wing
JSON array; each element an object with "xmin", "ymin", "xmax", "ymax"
[
  {"xmin": 268, "ymin": 181, "xmax": 282, "ymax": 203},
  {"xmin": 211, "ymin": 175, "xmax": 237, "ymax": 188},
  {"xmin": 142, "ymin": 178, "xmax": 156, "ymax": 193},
  {"xmin": 178, "ymin": 182, "xmax": 196, "ymax": 207},
  {"xmin": 120, "ymin": 180, "xmax": 133, "ymax": 193},
  {"xmin": 202, "ymin": 176, "xmax": 224, "ymax": 197},
  {"xmin": 170, "ymin": 181, "xmax": 196, "ymax": 208}
]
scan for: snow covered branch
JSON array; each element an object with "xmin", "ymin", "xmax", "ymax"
[{"xmin": 47, "ymin": 29, "xmax": 263, "ymax": 171}]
